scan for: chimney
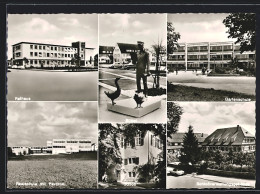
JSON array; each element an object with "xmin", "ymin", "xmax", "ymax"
[
  {"xmin": 201, "ymin": 133, "xmax": 203, "ymax": 137},
  {"xmin": 237, "ymin": 125, "xmax": 239, "ymax": 130}
]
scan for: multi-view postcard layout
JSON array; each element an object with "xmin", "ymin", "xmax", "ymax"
[{"xmin": 6, "ymin": 13, "xmax": 256, "ymax": 190}]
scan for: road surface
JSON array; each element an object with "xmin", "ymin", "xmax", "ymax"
[
  {"xmin": 168, "ymin": 71, "xmax": 255, "ymax": 95},
  {"xmin": 167, "ymin": 174, "xmax": 255, "ymax": 189}
]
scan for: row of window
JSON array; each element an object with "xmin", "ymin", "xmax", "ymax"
[
  {"xmin": 28, "ymin": 60, "xmax": 71, "ymax": 65},
  {"xmin": 120, "ymin": 134, "xmax": 144, "ymax": 148},
  {"xmin": 124, "ymin": 157, "xmax": 139, "ymax": 165},
  {"xmin": 101, "ymin": 51, "xmax": 113, "ymax": 54},
  {"xmin": 128, "ymin": 172, "xmax": 136, "ymax": 178},
  {"xmin": 53, "ymin": 140, "xmax": 91, "ymax": 144},
  {"xmin": 243, "ymin": 138, "xmax": 255, "ymax": 143},
  {"xmin": 30, "ymin": 52, "xmax": 83, "ymax": 58},
  {"xmin": 151, "ymin": 135, "xmax": 163, "ymax": 149},
  {"xmin": 30, "ymin": 44, "xmax": 77, "ymax": 52}
]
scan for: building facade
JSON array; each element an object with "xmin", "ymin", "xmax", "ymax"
[
  {"xmin": 168, "ymin": 41, "xmax": 256, "ymax": 70},
  {"xmin": 99, "ymin": 46, "xmax": 115, "ymax": 64},
  {"xmin": 50, "ymin": 139, "xmax": 92, "ymax": 154},
  {"xmin": 167, "ymin": 133, "xmax": 208, "ymax": 158},
  {"xmin": 11, "ymin": 146, "xmax": 29, "ymax": 155},
  {"xmin": 12, "ymin": 41, "xmax": 95, "ymax": 68},
  {"xmin": 113, "ymin": 43, "xmax": 139, "ymax": 65},
  {"xmin": 107, "ymin": 130, "xmax": 163, "ymax": 183},
  {"xmin": 202, "ymin": 125, "xmax": 255, "ymax": 153}
]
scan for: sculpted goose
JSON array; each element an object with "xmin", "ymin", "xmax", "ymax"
[{"xmin": 104, "ymin": 77, "xmax": 121, "ymax": 105}]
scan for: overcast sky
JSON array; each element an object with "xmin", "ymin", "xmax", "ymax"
[
  {"xmin": 168, "ymin": 13, "xmax": 236, "ymax": 43},
  {"xmin": 176, "ymin": 102, "xmax": 255, "ymax": 136},
  {"xmin": 8, "ymin": 102, "xmax": 98, "ymax": 146},
  {"xmin": 7, "ymin": 14, "xmax": 98, "ymax": 59},
  {"xmin": 99, "ymin": 14, "xmax": 166, "ymax": 50}
]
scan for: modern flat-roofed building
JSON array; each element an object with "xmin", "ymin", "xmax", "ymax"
[
  {"xmin": 12, "ymin": 41, "xmax": 95, "ymax": 68},
  {"xmin": 168, "ymin": 41, "xmax": 256, "ymax": 70},
  {"xmin": 202, "ymin": 125, "xmax": 255, "ymax": 153},
  {"xmin": 107, "ymin": 130, "xmax": 163, "ymax": 183},
  {"xmin": 50, "ymin": 138, "xmax": 92, "ymax": 154},
  {"xmin": 11, "ymin": 146, "xmax": 29, "ymax": 155},
  {"xmin": 167, "ymin": 133, "xmax": 208, "ymax": 158}
]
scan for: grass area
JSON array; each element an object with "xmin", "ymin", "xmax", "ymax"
[
  {"xmin": 7, "ymin": 153, "xmax": 97, "ymax": 189},
  {"xmin": 167, "ymin": 83, "xmax": 256, "ymax": 101},
  {"xmin": 8, "ymin": 151, "xmax": 97, "ymax": 161}
]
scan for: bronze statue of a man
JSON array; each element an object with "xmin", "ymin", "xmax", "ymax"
[{"xmin": 136, "ymin": 41, "xmax": 150, "ymax": 97}]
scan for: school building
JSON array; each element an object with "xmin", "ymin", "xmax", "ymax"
[{"xmin": 168, "ymin": 41, "xmax": 256, "ymax": 70}]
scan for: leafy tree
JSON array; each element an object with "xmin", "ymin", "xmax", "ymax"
[
  {"xmin": 229, "ymin": 57, "xmax": 240, "ymax": 73},
  {"xmin": 179, "ymin": 125, "xmax": 201, "ymax": 166},
  {"xmin": 167, "ymin": 102, "xmax": 183, "ymax": 137},
  {"xmin": 167, "ymin": 22, "xmax": 181, "ymax": 55},
  {"xmin": 99, "ymin": 124, "xmax": 122, "ymax": 181},
  {"xmin": 7, "ymin": 147, "xmax": 15, "ymax": 158},
  {"xmin": 23, "ymin": 57, "xmax": 29, "ymax": 68},
  {"xmin": 233, "ymin": 151, "xmax": 247, "ymax": 170},
  {"xmin": 94, "ymin": 54, "xmax": 98, "ymax": 67},
  {"xmin": 151, "ymin": 39, "xmax": 166, "ymax": 89},
  {"xmin": 214, "ymin": 150, "xmax": 227, "ymax": 168},
  {"xmin": 135, "ymin": 163, "xmax": 156, "ymax": 183},
  {"xmin": 70, "ymin": 54, "xmax": 81, "ymax": 71},
  {"xmin": 223, "ymin": 13, "xmax": 256, "ymax": 53}
]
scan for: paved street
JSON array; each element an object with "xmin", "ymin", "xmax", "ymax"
[
  {"xmin": 168, "ymin": 71, "xmax": 255, "ymax": 95},
  {"xmin": 99, "ymin": 67, "xmax": 166, "ymax": 123},
  {"xmin": 167, "ymin": 174, "xmax": 255, "ymax": 189},
  {"xmin": 8, "ymin": 69, "xmax": 98, "ymax": 101}
]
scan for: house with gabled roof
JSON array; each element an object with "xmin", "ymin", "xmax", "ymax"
[{"xmin": 202, "ymin": 125, "xmax": 255, "ymax": 153}]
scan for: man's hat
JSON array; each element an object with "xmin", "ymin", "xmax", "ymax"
[{"xmin": 137, "ymin": 41, "xmax": 144, "ymax": 45}]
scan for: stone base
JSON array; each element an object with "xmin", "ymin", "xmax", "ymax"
[{"xmin": 107, "ymin": 97, "xmax": 161, "ymax": 118}]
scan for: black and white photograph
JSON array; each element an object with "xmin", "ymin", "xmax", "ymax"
[
  {"xmin": 7, "ymin": 14, "xmax": 98, "ymax": 101},
  {"xmin": 98, "ymin": 14, "xmax": 167, "ymax": 123},
  {"xmin": 7, "ymin": 102, "xmax": 98, "ymax": 189},
  {"xmin": 98, "ymin": 123, "xmax": 166, "ymax": 189},
  {"xmin": 167, "ymin": 102, "xmax": 255, "ymax": 189},
  {"xmin": 167, "ymin": 13, "xmax": 256, "ymax": 101}
]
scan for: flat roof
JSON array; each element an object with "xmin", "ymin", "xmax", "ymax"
[{"xmin": 12, "ymin": 42, "xmax": 95, "ymax": 49}]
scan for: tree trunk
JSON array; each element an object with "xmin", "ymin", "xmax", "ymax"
[{"xmin": 156, "ymin": 56, "xmax": 160, "ymax": 89}]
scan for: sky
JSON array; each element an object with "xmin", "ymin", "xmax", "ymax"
[
  {"xmin": 99, "ymin": 14, "xmax": 167, "ymax": 51},
  {"xmin": 176, "ymin": 102, "xmax": 255, "ymax": 136},
  {"xmin": 7, "ymin": 14, "xmax": 98, "ymax": 59},
  {"xmin": 168, "ymin": 13, "xmax": 236, "ymax": 43},
  {"xmin": 8, "ymin": 102, "xmax": 98, "ymax": 146}
]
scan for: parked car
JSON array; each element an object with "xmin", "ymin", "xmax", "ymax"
[
  {"xmin": 109, "ymin": 62, "xmax": 122, "ymax": 69},
  {"xmin": 121, "ymin": 62, "xmax": 136, "ymax": 70},
  {"xmin": 167, "ymin": 162, "xmax": 185, "ymax": 176}
]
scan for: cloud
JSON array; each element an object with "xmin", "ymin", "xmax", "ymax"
[
  {"xmin": 176, "ymin": 102, "xmax": 255, "ymax": 136},
  {"xmin": 8, "ymin": 102, "xmax": 98, "ymax": 146}
]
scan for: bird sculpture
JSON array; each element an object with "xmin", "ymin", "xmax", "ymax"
[
  {"xmin": 104, "ymin": 77, "xmax": 121, "ymax": 105},
  {"xmin": 133, "ymin": 92, "xmax": 145, "ymax": 109}
]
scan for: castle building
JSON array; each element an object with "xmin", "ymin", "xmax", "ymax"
[
  {"xmin": 11, "ymin": 41, "xmax": 95, "ymax": 68},
  {"xmin": 168, "ymin": 41, "xmax": 256, "ymax": 70}
]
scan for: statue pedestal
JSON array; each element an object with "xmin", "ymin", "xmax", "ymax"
[{"xmin": 107, "ymin": 97, "xmax": 161, "ymax": 118}]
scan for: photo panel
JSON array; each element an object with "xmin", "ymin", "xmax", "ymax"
[
  {"xmin": 167, "ymin": 101, "xmax": 256, "ymax": 189},
  {"xmin": 167, "ymin": 13, "xmax": 256, "ymax": 101},
  {"xmin": 7, "ymin": 101, "xmax": 98, "ymax": 189},
  {"xmin": 98, "ymin": 123, "xmax": 166, "ymax": 189},
  {"xmin": 7, "ymin": 14, "xmax": 98, "ymax": 101},
  {"xmin": 98, "ymin": 14, "xmax": 167, "ymax": 123}
]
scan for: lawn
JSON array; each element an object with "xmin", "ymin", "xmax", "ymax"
[
  {"xmin": 7, "ymin": 154, "xmax": 97, "ymax": 189},
  {"xmin": 167, "ymin": 84, "xmax": 256, "ymax": 101}
]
